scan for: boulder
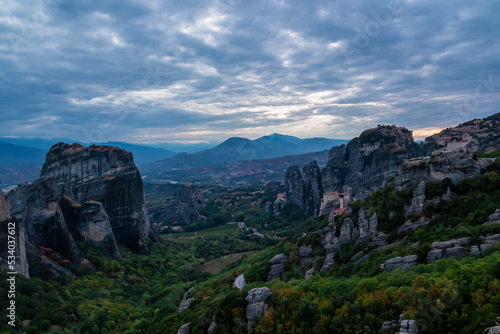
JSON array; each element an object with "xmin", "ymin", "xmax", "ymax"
[
  {"xmin": 207, "ymin": 319, "xmax": 216, "ymax": 334},
  {"xmin": 380, "ymin": 255, "xmax": 418, "ymax": 272},
  {"xmin": 305, "ymin": 267, "xmax": 315, "ymax": 279},
  {"xmin": 444, "ymin": 246, "xmax": 467, "ymax": 260},
  {"xmin": 320, "ymin": 253, "xmax": 336, "ymax": 273},
  {"xmin": 179, "ymin": 288, "xmax": 194, "ymax": 313},
  {"xmin": 470, "ymin": 245, "xmax": 481, "ymax": 256},
  {"xmin": 485, "ymin": 209, "xmax": 500, "ymax": 225},
  {"xmin": 246, "ymin": 287, "xmax": 271, "ymax": 329},
  {"xmin": 427, "ymin": 249, "xmax": 443, "ymax": 264},
  {"xmin": 268, "ymin": 254, "xmax": 287, "ymax": 281},
  {"xmin": 397, "ymin": 319, "xmax": 418, "ymax": 334},
  {"xmin": 299, "ymin": 246, "xmax": 313, "ymax": 258},
  {"xmin": 177, "ymin": 323, "xmax": 191, "ymax": 334}
]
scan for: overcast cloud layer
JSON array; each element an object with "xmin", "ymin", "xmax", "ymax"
[{"xmin": 1, "ymin": 0, "xmax": 499, "ymax": 144}]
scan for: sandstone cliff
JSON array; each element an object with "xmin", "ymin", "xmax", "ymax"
[
  {"xmin": 283, "ymin": 161, "xmax": 322, "ymax": 216},
  {"xmin": 395, "ymin": 148, "xmax": 487, "ymax": 190},
  {"xmin": 0, "ymin": 184, "xmax": 29, "ymax": 277},
  {"xmin": 322, "ymin": 125, "xmax": 415, "ymax": 198},
  {"xmin": 8, "ymin": 179, "xmax": 88, "ymax": 267},
  {"xmin": 40, "ymin": 143, "xmax": 150, "ymax": 254}
]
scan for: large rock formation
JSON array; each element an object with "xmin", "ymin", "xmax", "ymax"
[
  {"xmin": 246, "ymin": 287, "xmax": 271, "ymax": 330},
  {"xmin": 356, "ymin": 210, "xmax": 378, "ymax": 245},
  {"xmin": 59, "ymin": 196, "xmax": 122, "ymax": 260},
  {"xmin": 40, "ymin": 143, "xmax": 150, "ymax": 254},
  {"xmin": 298, "ymin": 245, "xmax": 314, "ymax": 267},
  {"xmin": 0, "ymin": 184, "xmax": 29, "ymax": 277},
  {"xmin": 283, "ymin": 161, "xmax": 322, "ymax": 216},
  {"xmin": 302, "ymin": 161, "xmax": 323, "ymax": 216},
  {"xmin": 395, "ymin": 149, "xmax": 483, "ymax": 191},
  {"xmin": 322, "ymin": 125, "xmax": 415, "ymax": 198},
  {"xmin": 148, "ymin": 184, "xmax": 205, "ymax": 226},
  {"xmin": 268, "ymin": 253, "xmax": 287, "ymax": 281},
  {"xmin": 380, "ymin": 255, "xmax": 418, "ymax": 272},
  {"xmin": 8, "ymin": 179, "xmax": 88, "ymax": 267}
]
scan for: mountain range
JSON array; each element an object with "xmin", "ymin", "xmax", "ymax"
[
  {"xmin": 141, "ymin": 134, "xmax": 347, "ymax": 171},
  {"xmin": 0, "ymin": 134, "xmax": 347, "ymax": 188}
]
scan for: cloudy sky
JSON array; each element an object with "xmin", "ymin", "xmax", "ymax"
[{"xmin": 1, "ymin": 0, "xmax": 499, "ymax": 144}]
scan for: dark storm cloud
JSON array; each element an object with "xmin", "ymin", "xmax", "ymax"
[{"xmin": 0, "ymin": 0, "xmax": 499, "ymax": 143}]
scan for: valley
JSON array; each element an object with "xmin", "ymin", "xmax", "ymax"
[{"xmin": 1, "ymin": 113, "xmax": 500, "ymax": 333}]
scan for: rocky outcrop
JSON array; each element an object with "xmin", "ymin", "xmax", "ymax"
[
  {"xmin": 305, "ymin": 267, "xmax": 315, "ymax": 278},
  {"xmin": 398, "ymin": 217, "xmax": 429, "ymax": 234},
  {"xmin": 298, "ymin": 246, "xmax": 314, "ymax": 267},
  {"xmin": 40, "ymin": 143, "xmax": 150, "ymax": 254},
  {"xmin": 322, "ymin": 125, "xmax": 415, "ymax": 197},
  {"xmin": 246, "ymin": 287, "xmax": 271, "ymax": 330},
  {"xmin": 283, "ymin": 161, "xmax": 322, "ymax": 216},
  {"xmin": 273, "ymin": 195, "xmax": 287, "ymax": 214},
  {"xmin": 207, "ymin": 318, "xmax": 216, "ymax": 334},
  {"xmin": 8, "ymin": 179, "xmax": 88, "ymax": 267},
  {"xmin": 397, "ymin": 319, "xmax": 419, "ymax": 334},
  {"xmin": 484, "ymin": 325, "xmax": 500, "ymax": 334},
  {"xmin": 302, "ymin": 161, "xmax": 322, "ymax": 216},
  {"xmin": 178, "ymin": 288, "xmax": 194, "ymax": 313},
  {"xmin": 380, "ymin": 255, "xmax": 418, "ymax": 272},
  {"xmin": 59, "ymin": 196, "xmax": 121, "ymax": 260},
  {"xmin": 339, "ymin": 218, "xmax": 355, "ymax": 245},
  {"xmin": 0, "ymin": 185, "xmax": 29, "ymax": 277},
  {"xmin": 177, "ymin": 323, "xmax": 191, "ymax": 334},
  {"xmin": 405, "ymin": 181, "xmax": 426, "ymax": 216},
  {"xmin": 284, "ymin": 165, "xmax": 304, "ymax": 209},
  {"xmin": 382, "ymin": 314, "xmax": 418, "ymax": 334},
  {"xmin": 356, "ymin": 210, "xmax": 378, "ymax": 245},
  {"xmin": 480, "ymin": 235, "xmax": 500, "ymax": 257},
  {"xmin": 268, "ymin": 253, "xmax": 287, "ymax": 281},
  {"xmin": 485, "ymin": 209, "xmax": 500, "ymax": 225},
  {"xmin": 395, "ymin": 149, "xmax": 483, "ymax": 191},
  {"xmin": 148, "ymin": 184, "xmax": 205, "ymax": 226},
  {"xmin": 427, "ymin": 238, "xmax": 470, "ymax": 263}
]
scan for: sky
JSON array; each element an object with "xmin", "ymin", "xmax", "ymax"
[{"xmin": 1, "ymin": 0, "xmax": 499, "ymax": 144}]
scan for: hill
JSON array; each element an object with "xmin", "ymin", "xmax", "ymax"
[
  {"xmin": 423, "ymin": 112, "xmax": 500, "ymax": 154},
  {"xmin": 141, "ymin": 149, "xmax": 330, "ymax": 186}
]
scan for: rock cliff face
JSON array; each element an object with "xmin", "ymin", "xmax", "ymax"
[
  {"xmin": 59, "ymin": 196, "xmax": 121, "ymax": 260},
  {"xmin": 395, "ymin": 149, "xmax": 484, "ymax": 190},
  {"xmin": 0, "ymin": 185, "xmax": 29, "ymax": 277},
  {"xmin": 322, "ymin": 125, "xmax": 415, "ymax": 197},
  {"xmin": 40, "ymin": 143, "xmax": 150, "ymax": 254},
  {"xmin": 283, "ymin": 161, "xmax": 322, "ymax": 216},
  {"xmin": 148, "ymin": 184, "xmax": 205, "ymax": 225},
  {"xmin": 8, "ymin": 179, "xmax": 88, "ymax": 267}
]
